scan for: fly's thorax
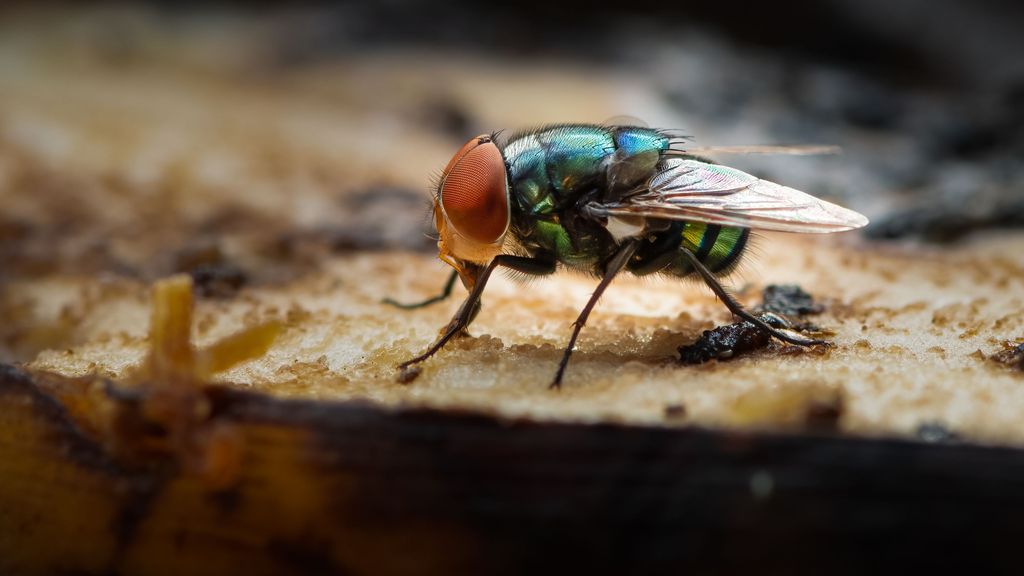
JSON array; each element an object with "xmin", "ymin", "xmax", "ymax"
[{"xmin": 502, "ymin": 124, "xmax": 671, "ymax": 217}]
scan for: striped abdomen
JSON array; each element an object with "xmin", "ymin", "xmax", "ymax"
[{"xmin": 629, "ymin": 221, "xmax": 751, "ymax": 278}]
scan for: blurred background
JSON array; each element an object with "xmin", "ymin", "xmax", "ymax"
[
  {"xmin": 4, "ymin": 7, "xmax": 1024, "ymax": 572},
  {"xmin": 1, "ymin": 0, "xmax": 1022, "ymax": 287}
]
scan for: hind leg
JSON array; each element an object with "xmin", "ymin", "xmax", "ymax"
[{"xmin": 679, "ymin": 247, "xmax": 828, "ymax": 347}]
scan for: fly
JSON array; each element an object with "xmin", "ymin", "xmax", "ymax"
[{"xmin": 386, "ymin": 123, "xmax": 868, "ymax": 389}]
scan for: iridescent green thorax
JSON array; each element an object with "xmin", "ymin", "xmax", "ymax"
[
  {"xmin": 530, "ymin": 220, "xmax": 601, "ymax": 269},
  {"xmin": 502, "ymin": 125, "xmax": 670, "ymax": 216}
]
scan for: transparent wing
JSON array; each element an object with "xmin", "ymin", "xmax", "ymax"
[
  {"xmin": 600, "ymin": 115, "xmax": 649, "ymax": 128},
  {"xmin": 672, "ymin": 144, "xmax": 841, "ymax": 156},
  {"xmin": 596, "ymin": 159, "xmax": 868, "ymax": 233}
]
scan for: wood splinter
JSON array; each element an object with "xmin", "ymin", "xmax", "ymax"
[{"xmin": 119, "ymin": 274, "xmax": 281, "ymax": 489}]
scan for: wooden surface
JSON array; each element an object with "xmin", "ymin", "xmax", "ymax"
[
  {"xmin": 3, "ymin": 363, "xmax": 1024, "ymax": 575},
  {"xmin": 2, "ymin": 15, "xmax": 1023, "ymax": 442}
]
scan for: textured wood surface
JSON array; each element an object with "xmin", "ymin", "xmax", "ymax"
[
  {"xmin": 2, "ymin": 13, "xmax": 1022, "ymax": 442},
  {"xmin": 3, "ymin": 364, "xmax": 1024, "ymax": 575}
]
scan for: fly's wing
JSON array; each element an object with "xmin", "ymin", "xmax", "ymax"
[
  {"xmin": 600, "ymin": 115, "xmax": 649, "ymax": 128},
  {"xmin": 596, "ymin": 159, "xmax": 868, "ymax": 233},
  {"xmin": 677, "ymin": 144, "xmax": 841, "ymax": 156}
]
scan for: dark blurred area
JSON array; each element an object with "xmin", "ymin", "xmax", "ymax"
[
  {"xmin": 241, "ymin": 0, "xmax": 1023, "ymax": 89},
  {"xmin": 1, "ymin": 0, "xmax": 1023, "ymax": 253},
  {"xmin": 136, "ymin": 0, "xmax": 1024, "ymax": 240},
  {"xmin": 314, "ymin": 0, "xmax": 1024, "ymax": 242}
]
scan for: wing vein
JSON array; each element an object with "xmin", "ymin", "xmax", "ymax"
[{"xmin": 604, "ymin": 158, "xmax": 868, "ymax": 233}]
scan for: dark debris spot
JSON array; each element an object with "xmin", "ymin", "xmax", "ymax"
[
  {"xmin": 678, "ymin": 320, "xmax": 771, "ymax": 365},
  {"xmin": 679, "ymin": 286, "xmax": 828, "ymax": 364},
  {"xmin": 664, "ymin": 403, "xmax": 687, "ymax": 420},
  {"xmin": 805, "ymin": 395, "xmax": 844, "ymax": 432},
  {"xmin": 191, "ymin": 263, "xmax": 248, "ymax": 298},
  {"xmin": 171, "ymin": 240, "xmax": 248, "ymax": 298},
  {"xmin": 917, "ymin": 422, "xmax": 961, "ymax": 443},
  {"xmin": 991, "ymin": 342, "xmax": 1024, "ymax": 371},
  {"xmin": 759, "ymin": 284, "xmax": 824, "ymax": 317}
]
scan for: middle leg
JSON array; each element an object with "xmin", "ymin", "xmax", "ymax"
[{"xmin": 551, "ymin": 239, "xmax": 641, "ymax": 389}]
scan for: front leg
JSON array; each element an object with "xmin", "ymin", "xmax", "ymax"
[{"xmin": 398, "ymin": 255, "xmax": 556, "ymax": 373}]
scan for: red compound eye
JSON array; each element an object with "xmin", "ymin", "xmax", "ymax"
[{"xmin": 438, "ymin": 135, "xmax": 509, "ymax": 245}]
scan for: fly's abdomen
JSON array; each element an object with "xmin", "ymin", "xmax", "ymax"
[
  {"xmin": 503, "ymin": 125, "xmax": 669, "ymax": 216},
  {"xmin": 630, "ymin": 221, "xmax": 751, "ymax": 278},
  {"xmin": 695, "ymin": 224, "xmax": 750, "ymax": 275}
]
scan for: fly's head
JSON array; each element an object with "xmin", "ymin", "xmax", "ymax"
[{"xmin": 433, "ymin": 134, "xmax": 510, "ymax": 289}]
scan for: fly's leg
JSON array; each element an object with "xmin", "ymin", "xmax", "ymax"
[
  {"xmin": 551, "ymin": 239, "xmax": 640, "ymax": 390},
  {"xmin": 679, "ymin": 247, "xmax": 828, "ymax": 347},
  {"xmin": 383, "ymin": 270, "xmax": 458, "ymax": 310},
  {"xmin": 397, "ymin": 264, "xmax": 496, "ymax": 371},
  {"xmin": 398, "ymin": 255, "xmax": 556, "ymax": 372}
]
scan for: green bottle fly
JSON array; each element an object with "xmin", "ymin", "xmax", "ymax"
[
  {"xmin": 389, "ymin": 123, "xmax": 868, "ymax": 388},
  {"xmin": 503, "ymin": 125, "xmax": 749, "ymax": 278}
]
